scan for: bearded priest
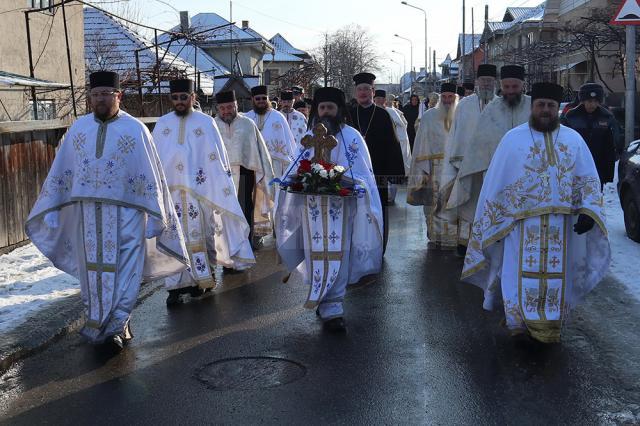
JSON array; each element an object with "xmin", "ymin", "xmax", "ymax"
[
  {"xmin": 448, "ymin": 65, "xmax": 531, "ymax": 241},
  {"xmin": 275, "ymin": 87, "xmax": 383, "ymax": 333},
  {"xmin": 153, "ymin": 79, "xmax": 255, "ymax": 305},
  {"xmin": 440, "ymin": 64, "xmax": 499, "ymax": 256},
  {"xmin": 214, "ymin": 90, "xmax": 275, "ymax": 248},
  {"xmin": 245, "ymin": 85, "xmax": 297, "ymax": 177},
  {"xmin": 25, "ymin": 71, "xmax": 189, "ymax": 353},
  {"xmin": 408, "ymin": 82, "xmax": 459, "ymax": 249},
  {"xmin": 462, "ymin": 82, "xmax": 610, "ymax": 344}
]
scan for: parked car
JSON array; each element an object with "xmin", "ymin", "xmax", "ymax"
[{"xmin": 618, "ymin": 139, "xmax": 640, "ymax": 242}]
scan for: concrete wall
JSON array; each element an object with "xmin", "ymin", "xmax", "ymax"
[{"xmin": 0, "ymin": 1, "xmax": 85, "ymax": 122}]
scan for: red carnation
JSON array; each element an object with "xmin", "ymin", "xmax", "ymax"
[
  {"xmin": 291, "ymin": 182, "xmax": 304, "ymax": 191},
  {"xmin": 338, "ymin": 188, "xmax": 352, "ymax": 196},
  {"xmin": 319, "ymin": 160, "xmax": 333, "ymax": 171},
  {"xmin": 298, "ymin": 159, "xmax": 312, "ymax": 174}
]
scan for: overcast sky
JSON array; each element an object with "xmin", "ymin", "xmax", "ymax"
[{"xmin": 96, "ymin": 0, "xmax": 543, "ymax": 82}]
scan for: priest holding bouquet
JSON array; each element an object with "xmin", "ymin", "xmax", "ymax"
[{"xmin": 274, "ymin": 87, "xmax": 383, "ymax": 332}]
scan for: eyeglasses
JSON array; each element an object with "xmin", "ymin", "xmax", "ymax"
[
  {"xmin": 90, "ymin": 91, "xmax": 118, "ymax": 98},
  {"xmin": 254, "ymin": 96, "xmax": 268, "ymax": 101},
  {"xmin": 171, "ymin": 94, "xmax": 190, "ymax": 101}
]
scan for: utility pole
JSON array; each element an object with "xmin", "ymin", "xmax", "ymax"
[
  {"xmin": 461, "ymin": 0, "xmax": 466, "ymax": 83},
  {"xmin": 625, "ymin": 25, "xmax": 636, "ymax": 146}
]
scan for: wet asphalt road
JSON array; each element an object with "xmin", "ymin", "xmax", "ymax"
[{"xmin": 1, "ymin": 191, "xmax": 639, "ymax": 425}]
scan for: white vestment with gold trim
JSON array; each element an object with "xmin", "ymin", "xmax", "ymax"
[
  {"xmin": 282, "ymin": 108, "xmax": 308, "ymax": 149},
  {"xmin": 245, "ymin": 109, "xmax": 297, "ymax": 178},
  {"xmin": 215, "ymin": 113, "xmax": 275, "ymax": 236},
  {"xmin": 441, "ymin": 94, "xmax": 498, "ymax": 245},
  {"xmin": 153, "ymin": 111, "xmax": 255, "ymax": 290},
  {"xmin": 26, "ymin": 111, "xmax": 189, "ymax": 343},
  {"xmin": 275, "ymin": 124, "xmax": 383, "ymax": 319},
  {"xmin": 407, "ymin": 105, "xmax": 458, "ymax": 247},
  {"xmin": 462, "ymin": 123, "xmax": 610, "ymax": 342}
]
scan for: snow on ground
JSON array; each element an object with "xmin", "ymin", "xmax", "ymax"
[
  {"xmin": 0, "ymin": 244, "xmax": 79, "ymax": 335},
  {"xmin": 603, "ymin": 180, "xmax": 640, "ymax": 300}
]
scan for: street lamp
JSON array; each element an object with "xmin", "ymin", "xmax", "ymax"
[
  {"xmin": 394, "ymin": 34, "xmax": 413, "ymax": 90},
  {"xmin": 389, "ymin": 58, "xmax": 403, "ymax": 86},
  {"xmin": 391, "ymin": 50, "xmax": 406, "ymax": 77},
  {"xmin": 401, "ymin": 1, "xmax": 428, "ymax": 95}
]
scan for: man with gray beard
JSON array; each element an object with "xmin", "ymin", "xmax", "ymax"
[
  {"xmin": 447, "ymin": 65, "xmax": 531, "ymax": 244},
  {"xmin": 214, "ymin": 90, "xmax": 275, "ymax": 248},
  {"xmin": 408, "ymin": 83, "xmax": 459, "ymax": 249},
  {"xmin": 440, "ymin": 64, "xmax": 499, "ymax": 256}
]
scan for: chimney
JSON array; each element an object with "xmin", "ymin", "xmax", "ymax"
[
  {"xmin": 242, "ymin": 20, "xmax": 249, "ymax": 29},
  {"xmin": 180, "ymin": 11, "xmax": 190, "ymax": 33}
]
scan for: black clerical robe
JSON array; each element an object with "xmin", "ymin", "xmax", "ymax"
[{"xmin": 348, "ymin": 104, "xmax": 405, "ymax": 252}]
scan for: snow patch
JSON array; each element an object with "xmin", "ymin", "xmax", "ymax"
[{"xmin": 0, "ymin": 244, "xmax": 79, "ymax": 335}]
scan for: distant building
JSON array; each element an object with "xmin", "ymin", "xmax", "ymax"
[
  {"xmin": 454, "ymin": 34, "xmax": 483, "ymax": 82},
  {"xmin": 84, "ymin": 7, "xmax": 216, "ymax": 116},
  {"xmin": 0, "ymin": 0, "xmax": 85, "ymax": 122},
  {"xmin": 263, "ymin": 33, "xmax": 312, "ymax": 94}
]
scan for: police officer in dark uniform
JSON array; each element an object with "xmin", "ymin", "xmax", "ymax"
[{"xmin": 562, "ymin": 82, "xmax": 620, "ymax": 188}]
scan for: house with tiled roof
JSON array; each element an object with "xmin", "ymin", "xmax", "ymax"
[
  {"xmin": 262, "ymin": 33, "xmax": 311, "ymax": 92},
  {"xmin": 84, "ymin": 7, "xmax": 216, "ymax": 115},
  {"xmin": 453, "ymin": 33, "xmax": 484, "ymax": 81}
]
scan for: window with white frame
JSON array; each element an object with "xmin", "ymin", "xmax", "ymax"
[
  {"xmin": 29, "ymin": 0, "xmax": 54, "ymax": 12},
  {"xmin": 29, "ymin": 99, "xmax": 57, "ymax": 120}
]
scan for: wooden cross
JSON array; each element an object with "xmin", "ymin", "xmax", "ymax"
[{"xmin": 301, "ymin": 123, "xmax": 338, "ymax": 163}]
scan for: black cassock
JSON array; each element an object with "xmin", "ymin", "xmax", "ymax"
[{"xmin": 348, "ymin": 104, "xmax": 405, "ymax": 253}]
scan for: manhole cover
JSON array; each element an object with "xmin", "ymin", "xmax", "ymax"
[{"xmin": 195, "ymin": 356, "xmax": 306, "ymax": 390}]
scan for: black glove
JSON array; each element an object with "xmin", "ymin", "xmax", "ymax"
[{"xmin": 573, "ymin": 214, "xmax": 595, "ymax": 235}]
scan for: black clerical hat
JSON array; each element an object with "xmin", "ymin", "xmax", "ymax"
[
  {"xmin": 353, "ymin": 72, "xmax": 376, "ymax": 86},
  {"xmin": 169, "ymin": 79, "xmax": 194, "ymax": 93},
  {"xmin": 251, "ymin": 85, "xmax": 268, "ymax": 96},
  {"xmin": 293, "ymin": 100, "xmax": 307, "ymax": 109},
  {"xmin": 477, "ymin": 64, "xmax": 497, "ymax": 78},
  {"xmin": 463, "ymin": 82, "xmax": 475, "ymax": 91},
  {"xmin": 374, "ymin": 89, "xmax": 387, "ymax": 98},
  {"xmin": 441, "ymin": 83, "xmax": 457, "ymax": 94},
  {"xmin": 89, "ymin": 71, "xmax": 120, "ymax": 89},
  {"xmin": 313, "ymin": 87, "xmax": 346, "ymax": 108},
  {"xmin": 215, "ymin": 90, "xmax": 236, "ymax": 104},
  {"xmin": 500, "ymin": 65, "xmax": 525, "ymax": 80},
  {"xmin": 531, "ymin": 82, "xmax": 564, "ymax": 104},
  {"xmin": 281, "ymin": 91, "xmax": 294, "ymax": 101}
]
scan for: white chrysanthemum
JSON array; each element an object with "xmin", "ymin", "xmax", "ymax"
[
  {"xmin": 311, "ymin": 163, "xmax": 324, "ymax": 173},
  {"xmin": 333, "ymin": 165, "xmax": 345, "ymax": 173},
  {"xmin": 319, "ymin": 169, "xmax": 328, "ymax": 179}
]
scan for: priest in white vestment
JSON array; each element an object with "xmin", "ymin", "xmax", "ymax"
[
  {"xmin": 214, "ymin": 90, "xmax": 275, "ymax": 247},
  {"xmin": 275, "ymin": 87, "xmax": 383, "ymax": 333},
  {"xmin": 441, "ymin": 64, "xmax": 499, "ymax": 254},
  {"xmin": 462, "ymin": 82, "xmax": 610, "ymax": 343},
  {"xmin": 448, "ymin": 65, "xmax": 532, "ymax": 239},
  {"xmin": 153, "ymin": 80, "xmax": 255, "ymax": 305},
  {"xmin": 280, "ymin": 90, "xmax": 308, "ymax": 148},
  {"xmin": 245, "ymin": 85, "xmax": 297, "ymax": 178},
  {"xmin": 407, "ymin": 83, "xmax": 459, "ymax": 248},
  {"xmin": 25, "ymin": 71, "xmax": 189, "ymax": 352}
]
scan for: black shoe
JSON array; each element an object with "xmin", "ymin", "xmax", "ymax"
[
  {"xmin": 102, "ymin": 335, "xmax": 124, "ymax": 354},
  {"xmin": 315, "ymin": 308, "xmax": 320, "ymax": 317},
  {"xmin": 222, "ymin": 267, "xmax": 242, "ymax": 275},
  {"xmin": 323, "ymin": 317, "xmax": 346, "ymax": 333},
  {"xmin": 456, "ymin": 244, "xmax": 467, "ymax": 258},
  {"xmin": 166, "ymin": 289, "xmax": 182, "ymax": 306},
  {"xmin": 187, "ymin": 286, "xmax": 206, "ymax": 297}
]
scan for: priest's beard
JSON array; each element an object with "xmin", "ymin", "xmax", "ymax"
[
  {"xmin": 281, "ymin": 106, "xmax": 292, "ymax": 113},
  {"xmin": 529, "ymin": 114, "xmax": 560, "ymax": 133},
  {"xmin": 317, "ymin": 116, "xmax": 341, "ymax": 135},
  {"xmin": 221, "ymin": 111, "xmax": 237, "ymax": 124},
  {"xmin": 503, "ymin": 93, "xmax": 522, "ymax": 108},
  {"xmin": 174, "ymin": 106, "xmax": 193, "ymax": 117},
  {"xmin": 253, "ymin": 104, "xmax": 270, "ymax": 115},
  {"xmin": 436, "ymin": 100, "xmax": 457, "ymax": 132},
  {"xmin": 478, "ymin": 88, "xmax": 495, "ymax": 103}
]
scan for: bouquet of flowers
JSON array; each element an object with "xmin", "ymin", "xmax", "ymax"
[{"xmin": 283, "ymin": 159, "xmax": 353, "ymax": 196}]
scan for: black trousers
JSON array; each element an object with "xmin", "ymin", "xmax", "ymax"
[
  {"xmin": 377, "ymin": 186, "xmax": 390, "ymax": 254},
  {"xmin": 238, "ymin": 166, "xmax": 256, "ymax": 243}
]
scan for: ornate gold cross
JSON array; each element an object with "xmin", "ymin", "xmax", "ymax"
[{"xmin": 301, "ymin": 123, "xmax": 338, "ymax": 163}]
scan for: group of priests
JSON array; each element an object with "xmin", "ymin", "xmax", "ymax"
[{"xmin": 26, "ymin": 64, "xmax": 610, "ymax": 354}]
